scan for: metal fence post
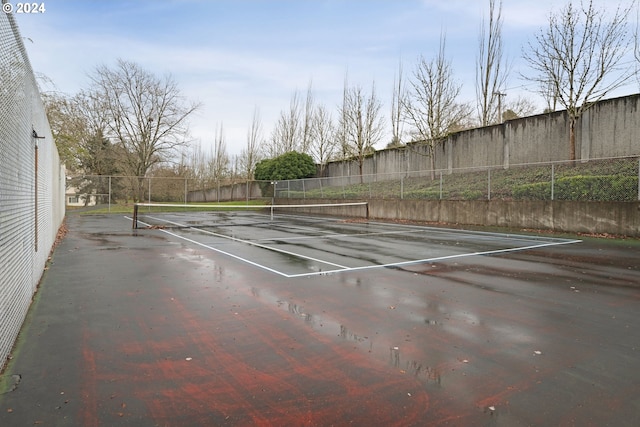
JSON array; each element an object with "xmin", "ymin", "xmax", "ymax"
[
  {"xmin": 636, "ymin": 157, "xmax": 640, "ymax": 201},
  {"xmin": 637, "ymin": 158, "xmax": 640, "ymax": 201},
  {"xmin": 551, "ymin": 164, "xmax": 555, "ymax": 201},
  {"xmin": 108, "ymin": 176, "xmax": 112, "ymax": 212}
]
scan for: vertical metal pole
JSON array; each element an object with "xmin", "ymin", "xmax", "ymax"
[
  {"xmin": 302, "ymin": 179, "xmax": 306, "ymax": 199},
  {"xmin": 34, "ymin": 144, "xmax": 38, "ymax": 252},
  {"xmin": 108, "ymin": 176, "xmax": 112, "ymax": 212},
  {"xmin": 551, "ymin": 164, "xmax": 555, "ymax": 201},
  {"xmin": 487, "ymin": 169, "xmax": 491, "ymax": 201},
  {"xmin": 132, "ymin": 204, "xmax": 138, "ymax": 229},
  {"xmin": 271, "ymin": 181, "xmax": 276, "ymax": 221}
]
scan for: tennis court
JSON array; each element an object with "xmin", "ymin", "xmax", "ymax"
[
  {"xmin": 1, "ymin": 208, "xmax": 639, "ymax": 426},
  {"xmin": 130, "ymin": 204, "xmax": 581, "ymax": 278}
]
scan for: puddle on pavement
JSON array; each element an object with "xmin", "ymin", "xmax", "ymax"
[{"xmin": 252, "ymin": 286, "xmax": 445, "ymax": 387}]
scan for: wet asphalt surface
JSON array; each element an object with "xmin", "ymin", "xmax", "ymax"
[{"xmin": 0, "ymin": 212, "xmax": 639, "ymax": 426}]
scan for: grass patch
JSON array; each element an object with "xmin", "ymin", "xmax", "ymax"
[{"xmin": 278, "ymin": 158, "xmax": 638, "ymax": 202}]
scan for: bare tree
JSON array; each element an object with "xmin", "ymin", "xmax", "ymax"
[
  {"xmin": 187, "ymin": 124, "xmax": 230, "ymax": 202},
  {"xmin": 634, "ymin": 2, "xmax": 640, "ymax": 89},
  {"xmin": 389, "ymin": 59, "xmax": 406, "ymax": 147},
  {"xmin": 269, "ymin": 90, "xmax": 302, "ymax": 156},
  {"xmin": 309, "ymin": 104, "xmax": 337, "ymax": 175},
  {"xmin": 90, "ymin": 58, "xmax": 200, "ymax": 200},
  {"xmin": 502, "ymin": 95, "xmax": 539, "ymax": 120},
  {"xmin": 539, "ymin": 57, "xmax": 563, "ymax": 113},
  {"xmin": 523, "ymin": 0, "xmax": 634, "ymax": 160},
  {"xmin": 476, "ymin": 0, "xmax": 509, "ymax": 126},
  {"xmin": 188, "ymin": 142, "xmax": 213, "ymax": 202},
  {"xmin": 210, "ymin": 123, "xmax": 229, "ymax": 187},
  {"xmin": 403, "ymin": 34, "xmax": 472, "ymax": 178},
  {"xmin": 300, "ymin": 80, "xmax": 315, "ymax": 154},
  {"xmin": 339, "ymin": 81, "xmax": 385, "ymax": 180},
  {"xmin": 239, "ymin": 106, "xmax": 263, "ymax": 180},
  {"xmin": 336, "ymin": 72, "xmax": 350, "ymax": 160}
]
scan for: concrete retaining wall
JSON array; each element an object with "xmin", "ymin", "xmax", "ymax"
[
  {"xmin": 280, "ymin": 199, "xmax": 640, "ymax": 237},
  {"xmin": 324, "ymin": 94, "xmax": 640, "ymax": 179},
  {"xmin": 189, "ymin": 181, "xmax": 264, "ymax": 202}
]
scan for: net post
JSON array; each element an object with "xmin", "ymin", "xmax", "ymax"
[
  {"xmin": 365, "ymin": 202, "xmax": 369, "ymax": 220},
  {"xmin": 270, "ymin": 204, "xmax": 274, "ymax": 221},
  {"xmin": 132, "ymin": 204, "xmax": 138, "ymax": 229}
]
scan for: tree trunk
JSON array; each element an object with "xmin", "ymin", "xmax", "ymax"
[
  {"xmin": 429, "ymin": 144, "xmax": 436, "ymax": 181},
  {"xmin": 137, "ymin": 177, "xmax": 147, "ymax": 204},
  {"xmin": 569, "ymin": 116, "xmax": 576, "ymax": 161}
]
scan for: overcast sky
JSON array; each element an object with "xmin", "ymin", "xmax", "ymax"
[{"xmin": 13, "ymin": 0, "xmax": 638, "ymax": 156}]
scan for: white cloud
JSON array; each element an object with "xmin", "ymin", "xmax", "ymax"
[{"xmin": 14, "ymin": 0, "xmax": 638, "ymax": 157}]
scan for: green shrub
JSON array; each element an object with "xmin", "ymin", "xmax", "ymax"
[
  {"xmin": 514, "ymin": 175, "xmax": 637, "ymax": 201},
  {"xmin": 255, "ymin": 151, "xmax": 317, "ymax": 197},
  {"xmin": 513, "ymin": 182, "xmax": 552, "ymax": 200},
  {"xmin": 461, "ymin": 189, "xmax": 484, "ymax": 200},
  {"xmin": 403, "ymin": 189, "xmax": 444, "ymax": 199}
]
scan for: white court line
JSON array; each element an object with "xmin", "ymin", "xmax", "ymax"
[
  {"xmin": 362, "ymin": 219, "xmax": 580, "ymax": 244},
  {"xmin": 128, "ymin": 216, "xmax": 327, "ymax": 277},
  {"xmin": 256, "ymin": 213, "xmax": 580, "ymax": 245},
  {"xmin": 138, "ymin": 215, "xmax": 350, "ymax": 270},
  {"xmin": 257, "ymin": 228, "xmax": 430, "ymax": 242},
  {"xmin": 127, "ymin": 215, "xmax": 581, "ymax": 278},
  {"xmin": 284, "ymin": 239, "xmax": 582, "ymax": 278}
]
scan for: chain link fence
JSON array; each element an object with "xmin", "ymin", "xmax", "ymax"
[
  {"xmin": 66, "ymin": 175, "xmax": 269, "ymax": 209},
  {"xmin": 0, "ymin": 11, "xmax": 65, "ymax": 370},
  {"xmin": 75, "ymin": 157, "xmax": 640, "ymax": 208},
  {"xmin": 274, "ymin": 157, "xmax": 640, "ymax": 202}
]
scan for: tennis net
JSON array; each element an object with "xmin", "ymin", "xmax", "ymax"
[{"xmin": 131, "ymin": 201, "xmax": 369, "ymax": 229}]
